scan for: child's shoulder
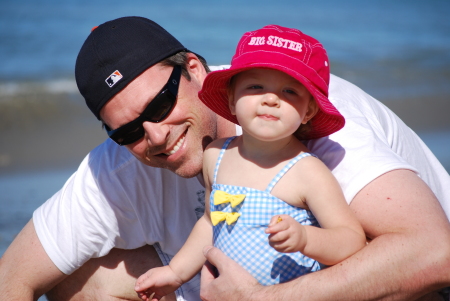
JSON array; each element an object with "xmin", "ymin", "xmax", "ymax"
[
  {"xmin": 204, "ymin": 136, "xmax": 234, "ymax": 161},
  {"xmin": 292, "ymin": 152, "xmax": 325, "ymax": 168},
  {"xmin": 205, "ymin": 136, "xmax": 236, "ymax": 152},
  {"xmin": 289, "ymin": 152, "xmax": 335, "ymax": 181}
]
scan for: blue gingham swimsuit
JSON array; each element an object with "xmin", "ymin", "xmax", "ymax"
[{"xmin": 211, "ymin": 137, "xmax": 321, "ymax": 286}]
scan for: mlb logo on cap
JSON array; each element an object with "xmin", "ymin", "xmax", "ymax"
[{"xmin": 105, "ymin": 70, "xmax": 123, "ymax": 88}]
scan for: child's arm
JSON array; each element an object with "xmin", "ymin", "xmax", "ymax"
[
  {"xmin": 135, "ymin": 147, "xmax": 217, "ymax": 300},
  {"xmin": 135, "ymin": 214, "xmax": 212, "ymax": 300},
  {"xmin": 266, "ymin": 156, "xmax": 366, "ymax": 266}
]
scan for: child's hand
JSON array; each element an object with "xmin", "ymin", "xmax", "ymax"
[
  {"xmin": 135, "ymin": 266, "xmax": 183, "ymax": 301},
  {"xmin": 265, "ymin": 215, "xmax": 307, "ymax": 253}
]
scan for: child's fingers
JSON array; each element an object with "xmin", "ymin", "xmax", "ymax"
[
  {"xmin": 268, "ymin": 216, "xmax": 277, "ymax": 227},
  {"xmin": 268, "ymin": 215, "xmax": 284, "ymax": 226},
  {"xmin": 268, "ymin": 227, "xmax": 289, "ymax": 243},
  {"xmin": 270, "ymin": 241, "xmax": 286, "ymax": 251},
  {"xmin": 135, "ymin": 273, "xmax": 149, "ymax": 288},
  {"xmin": 135, "ymin": 275, "xmax": 154, "ymax": 293},
  {"xmin": 137, "ymin": 290, "xmax": 152, "ymax": 300},
  {"xmin": 138, "ymin": 290, "xmax": 159, "ymax": 301},
  {"xmin": 268, "ymin": 233, "xmax": 288, "ymax": 251},
  {"xmin": 266, "ymin": 215, "xmax": 288, "ymax": 234},
  {"xmin": 265, "ymin": 224, "xmax": 280, "ymax": 234}
]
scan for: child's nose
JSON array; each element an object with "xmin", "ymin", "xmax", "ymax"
[{"xmin": 262, "ymin": 93, "xmax": 280, "ymax": 107}]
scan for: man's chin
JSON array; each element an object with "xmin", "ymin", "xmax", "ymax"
[
  {"xmin": 138, "ymin": 151, "xmax": 203, "ymax": 178},
  {"xmin": 145, "ymin": 161, "xmax": 202, "ymax": 179},
  {"xmin": 172, "ymin": 166, "xmax": 203, "ymax": 179}
]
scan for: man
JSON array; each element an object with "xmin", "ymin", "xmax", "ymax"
[{"xmin": 0, "ymin": 16, "xmax": 449, "ymax": 301}]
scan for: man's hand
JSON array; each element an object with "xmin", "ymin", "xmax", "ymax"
[
  {"xmin": 135, "ymin": 266, "xmax": 183, "ymax": 301},
  {"xmin": 200, "ymin": 246, "xmax": 262, "ymax": 301},
  {"xmin": 265, "ymin": 214, "xmax": 307, "ymax": 253}
]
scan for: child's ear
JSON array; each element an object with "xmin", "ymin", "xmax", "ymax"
[
  {"xmin": 227, "ymin": 90, "xmax": 236, "ymax": 115},
  {"xmin": 302, "ymin": 97, "xmax": 319, "ymax": 124}
]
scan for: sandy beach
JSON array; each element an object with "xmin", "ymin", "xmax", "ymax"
[
  {"xmin": 0, "ymin": 86, "xmax": 449, "ymax": 175},
  {"xmin": 0, "ymin": 90, "xmax": 105, "ymax": 174}
]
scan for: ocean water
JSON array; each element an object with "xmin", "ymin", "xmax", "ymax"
[
  {"xmin": 0, "ymin": 1, "xmax": 449, "ymax": 299},
  {"xmin": 1, "ymin": 0, "xmax": 450, "ymax": 97}
]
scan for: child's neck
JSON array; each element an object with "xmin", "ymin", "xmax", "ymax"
[{"xmin": 237, "ymin": 133, "xmax": 305, "ymax": 165}]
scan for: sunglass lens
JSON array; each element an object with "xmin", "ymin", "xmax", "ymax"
[
  {"xmin": 112, "ymin": 125, "xmax": 145, "ymax": 145},
  {"xmin": 145, "ymin": 90, "xmax": 175, "ymax": 122}
]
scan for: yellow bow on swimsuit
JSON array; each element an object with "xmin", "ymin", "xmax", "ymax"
[
  {"xmin": 213, "ymin": 191, "xmax": 246, "ymax": 207},
  {"xmin": 211, "ymin": 191, "xmax": 245, "ymax": 225},
  {"xmin": 211, "ymin": 211, "xmax": 241, "ymax": 226}
]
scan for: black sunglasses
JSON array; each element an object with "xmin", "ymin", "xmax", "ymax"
[{"xmin": 105, "ymin": 65, "xmax": 182, "ymax": 145}]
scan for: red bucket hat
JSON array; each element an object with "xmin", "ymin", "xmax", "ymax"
[{"xmin": 199, "ymin": 25, "xmax": 345, "ymax": 140}]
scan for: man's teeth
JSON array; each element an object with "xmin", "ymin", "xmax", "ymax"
[{"xmin": 164, "ymin": 135, "xmax": 185, "ymax": 156}]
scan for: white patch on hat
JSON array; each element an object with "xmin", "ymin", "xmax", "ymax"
[
  {"xmin": 325, "ymin": 61, "xmax": 328, "ymax": 67},
  {"xmin": 105, "ymin": 70, "xmax": 123, "ymax": 88}
]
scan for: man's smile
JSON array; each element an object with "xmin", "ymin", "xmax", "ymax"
[{"xmin": 163, "ymin": 132, "xmax": 186, "ymax": 156}]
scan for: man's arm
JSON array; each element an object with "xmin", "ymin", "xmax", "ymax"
[
  {"xmin": 200, "ymin": 169, "xmax": 450, "ymax": 300},
  {"xmin": 0, "ymin": 219, "xmax": 66, "ymax": 300}
]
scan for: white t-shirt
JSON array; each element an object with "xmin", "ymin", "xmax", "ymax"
[
  {"xmin": 33, "ymin": 74, "xmax": 450, "ymax": 278},
  {"xmin": 34, "ymin": 139, "xmax": 206, "ymax": 274},
  {"xmin": 307, "ymin": 75, "xmax": 450, "ymax": 217}
]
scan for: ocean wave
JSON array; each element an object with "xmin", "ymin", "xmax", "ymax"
[{"xmin": 0, "ymin": 79, "xmax": 78, "ymax": 98}]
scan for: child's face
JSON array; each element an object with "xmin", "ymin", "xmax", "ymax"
[{"xmin": 229, "ymin": 68, "xmax": 317, "ymax": 141}]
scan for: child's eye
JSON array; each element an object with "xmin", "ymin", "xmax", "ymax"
[
  {"xmin": 283, "ymin": 89, "xmax": 296, "ymax": 94},
  {"xmin": 248, "ymin": 85, "xmax": 263, "ymax": 90}
]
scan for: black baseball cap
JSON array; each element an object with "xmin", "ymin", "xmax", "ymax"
[{"xmin": 75, "ymin": 16, "xmax": 188, "ymax": 120}]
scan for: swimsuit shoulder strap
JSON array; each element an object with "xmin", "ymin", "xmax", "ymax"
[
  {"xmin": 266, "ymin": 152, "xmax": 317, "ymax": 193},
  {"xmin": 212, "ymin": 136, "xmax": 237, "ymax": 184}
]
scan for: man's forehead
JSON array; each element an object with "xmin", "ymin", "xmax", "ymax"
[
  {"xmin": 99, "ymin": 63, "xmax": 173, "ymax": 122},
  {"xmin": 114, "ymin": 64, "xmax": 172, "ymax": 102}
]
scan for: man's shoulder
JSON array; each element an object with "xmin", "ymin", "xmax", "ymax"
[
  {"xmin": 82, "ymin": 139, "xmax": 196, "ymax": 203},
  {"xmin": 86, "ymin": 139, "xmax": 165, "ymax": 184},
  {"xmin": 328, "ymin": 74, "xmax": 386, "ymax": 121},
  {"xmin": 329, "ymin": 74, "xmax": 367, "ymax": 101},
  {"xmin": 88, "ymin": 139, "xmax": 135, "ymax": 173}
]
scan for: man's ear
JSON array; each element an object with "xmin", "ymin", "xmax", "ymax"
[
  {"xmin": 302, "ymin": 97, "xmax": 319, "ymax": 124},
  {"xmin": 186, "ymin": 53, "xmax": 208, "ymax": 83}
]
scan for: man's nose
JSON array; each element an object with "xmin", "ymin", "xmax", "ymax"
[{"xmin": 142, "ymin": 121, "xmax": 170, "ymax": 146}]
